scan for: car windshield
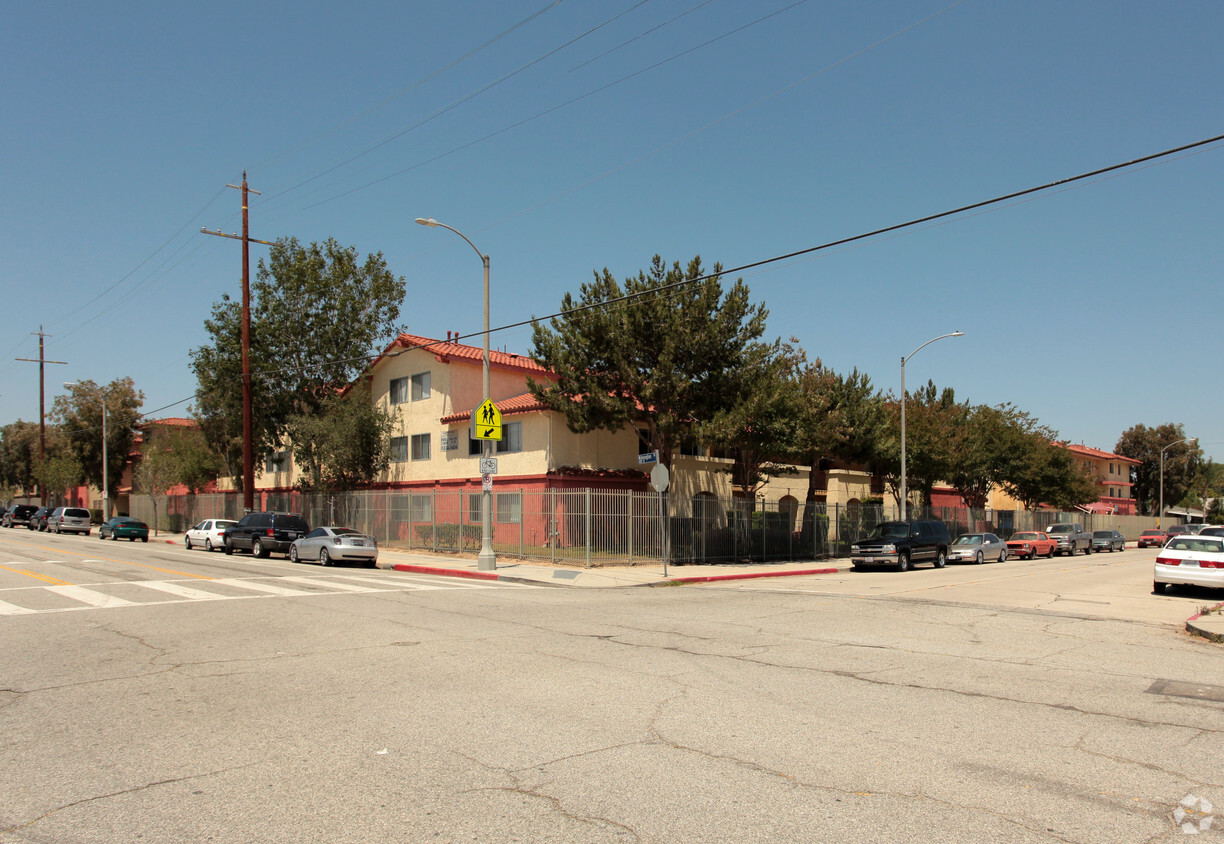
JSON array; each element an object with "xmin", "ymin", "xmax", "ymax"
[
  {"xmin": 1011, "ymin": 533, "xmax": 1040, "ymax": 540},
  {"xmin": 1047, "ymin": 525, "xmax": 1073, "ymax": 533},
  {"xmin": 332, "ymin": 528, "xmax": 359, "ymax": 536},
  {"xmin": 866, "ymin": 523, "xmax": 910, "ymax": 540},
  {"xmin": 953, "ymin": 535, "xmax": 982, "ymax": 545},
  {"xmin": 1093, "ymin": 531, "xmax": 1112, "ymax": 538},
  {"xmin": 1142, "ymin": 530, "xmax": 1163, "ymax": 536}
]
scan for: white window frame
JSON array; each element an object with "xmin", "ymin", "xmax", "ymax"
[
  {"xmin": 411, "ymin": 433, "xmax": 431, "ymax": 461},
  {"xmin": 496, "ymin": 421, "xmax": 522, "ymax": 454}
]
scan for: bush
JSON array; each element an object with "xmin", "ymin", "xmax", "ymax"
[{"xmin": 413, "ymin": 522, "xmax": 482, "ymax": 549}]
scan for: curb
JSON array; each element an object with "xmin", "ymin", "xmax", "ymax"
[
  {"xmin": 1185, "ymin": 602, "xmax": 1224, "ymax": 644},
  {"xmin": 653, "ymin": 567, "xmax": 840, "ymax": 587},
  {"xmin": 390, "ymin": 563, "xmax": 501, "ymax": 581}
]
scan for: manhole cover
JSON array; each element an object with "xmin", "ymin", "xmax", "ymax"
[{"xmin": 1146, "ymin": 679, "xmax": 1224, "ymax": 703}]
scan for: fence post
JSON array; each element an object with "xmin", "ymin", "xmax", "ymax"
[
  {"xmin": 585, "ymin": 487, "xmax": 592, "ymax": 568},
  {"xmin": 519, "ymin": 488, "xmax": 524, "ymax": 559},
  {"xmin": 627, "ymin": 490, "xmax": 634, "ymax": 566},
  {"xmin": 550, "ymin": 488, "xmax": 557, "ymax": 566}
]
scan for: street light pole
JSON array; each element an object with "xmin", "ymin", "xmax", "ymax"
[
  {"xmin": 415, "ymin": 217, "xmax": 496, "ymax": 571},
  {"xmin": 1159, "ymin": 438, "xmax": 1191, "ymax": 528},
  {"xmin": 899, "ymin": 331, "xmax": 964, "ymax": 519}
]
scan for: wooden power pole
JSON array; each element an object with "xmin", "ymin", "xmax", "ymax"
[{"xmin": 15, "ymin": 326, "xmax": 68, "ymax": 471}]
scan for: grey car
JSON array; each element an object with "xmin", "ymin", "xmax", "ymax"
[
  {"xmin": 1091, "ymin": 529, "xmax": 1125, "ymax": 552},
  {"xmin": 289, "ymin": 527, "xmax": 378, "ymax": 566},
  {"xmin": 48, "ymin": 507, "xmax": 92, "ymax": 535},
  {"xmin": 948, "ymin": 533, "xmax": 1008, "ymax": 564}
]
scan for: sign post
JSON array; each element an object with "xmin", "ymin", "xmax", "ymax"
[{"xmin": 650, "ymin": 463, "xmax": 670, "ymax": 576}]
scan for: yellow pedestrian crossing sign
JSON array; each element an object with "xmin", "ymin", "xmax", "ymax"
[{"xmin": 471, "ymin": 398, "xmax": 502, "ymax": 441}]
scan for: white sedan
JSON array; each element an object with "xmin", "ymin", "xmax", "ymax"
[
  {"xmin": 1153, "ymin": 535, "xmax": 1224, "ymax": 594},
  {"xmin": 289, "ymin": 527, "xmax": 378, "ymax": 566},
  {"xmin": 184, "ymin": 519, "xmax": 237, "ymax": 552}
]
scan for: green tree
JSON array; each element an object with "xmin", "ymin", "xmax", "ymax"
[
  {"xmin": 190, "ymin": 236, "xmax": 406, "ymax": 490},
  {"xmin": 528, "ymin": 255, "xmax": 771, "ymax": 471},
  {"xmin": 165, "ymin": 425, "xmax": 223, "ymax": 494},
  {"xmin": 51, "ymin": 379, "xmax": 143, "ymax": 510},
  {"xmin": 1115, "ymin": 423, "xmax": 1202, "ymax": 516},
  {"xmin": 0, "ymin": 420, "xmax": 40, "ymax": 494},
  {"xmin": 998, "ymin": 432, "xmax": 1096, "ymax": 511},
  {"xmin": 286, "ymin": 390, "xmax": 395, "ymax": 491},
  {"xmin": 945, "ymin": 403, "xmax": 1048, "ymax": 510},
  {"xmin": 133, "ymin": 432, "xmax": 180, "ymax": 535},
  {"xmin": 881, "ymin": 380, "xmax": 958, "ymax": 509}
]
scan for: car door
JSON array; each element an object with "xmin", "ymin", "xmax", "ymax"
[{"xmin": 302, "ymin": 528, "xmax": 327, "ymax": 560}]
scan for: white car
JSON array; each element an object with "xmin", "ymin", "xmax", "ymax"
[
  {"xmin": 289, "ymin": 527, "xmax": 378, "ymax": 566},
  {"xmin": 184, "ymin": 519, "xmax": 237, "ymax": 552},
  {"xmin": 1153, "ymin": 534, "xmax": 1224, "ymax": 594}
]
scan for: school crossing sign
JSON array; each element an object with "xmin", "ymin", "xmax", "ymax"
[{"xmin": 471, "ymin": 398, "xmax": 502, "ymax": 441}]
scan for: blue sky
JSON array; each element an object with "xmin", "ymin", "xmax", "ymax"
[{"xmin": 2, "ymin": 1, "xmax": 1221, "ymax": 460}]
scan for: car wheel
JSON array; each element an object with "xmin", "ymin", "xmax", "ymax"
[
  {"xmin": 111, "ymin": 532, "xmax": 119, "ymax": 541},
  {"xmin": 933, "ymin": 550, "xmax": 946, "ymax": 569},
  {"xmin": 999, "ymin": 549, "xmax": 1007, "ymax": 563},
  {"xmin": 252, "ymin": 538, "xmax": 265, "ymax": 558},
  {"xmin": 1153, "ymin": 580, "xmax": 1167, "ymax": 594},
  {"xmin": 973, "ymin": 550, "xmax": 983, "ymax": 565},
  {"xmin": 185, "ymin": 536, "xmax": 192, "ymax": 550},
  {"xmin": 224, "ymin": 539, "xmax": 233, "ymax": 555},
  {"xmin": 1083, "ymin": 544, "xmax": 1091, "ymax": 555},
  {"xmin": 290, "ymin": 545, "xmax": 300, "ymax": 563},
  {"xmin": 319, "ymin": 547, "xmax": 331, "ymax": 567},
  {"xmin": 895, "ymin": 551, "xmax": 909, "ymax": 572},
  {"xmin": 205, "ymin": 538, "xmax": 214, "ymax": 552}
]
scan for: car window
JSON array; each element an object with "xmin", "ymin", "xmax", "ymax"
[
  {"xmin": 954, "ymin": 535, "xmax": 982, "ymax": 545},
  {"xmin": 332, "ymin": 528, "xmax": 359, "ymax": 536},
  {"xmin": 306, "ymin": 528, "xmax": 326, "ymax": 539},
  {"xmin": 276, "ymin": 516, "xmax": 310, "ymax": 532}
]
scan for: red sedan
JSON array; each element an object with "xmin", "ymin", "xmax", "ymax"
[
  {"xmin": 1006, "ymin": 531, "xmax": 1057, "ymax": 560},
  {"xmin": 1137, "ymin": 529, "xmax": 1167, "ymax": 548}
]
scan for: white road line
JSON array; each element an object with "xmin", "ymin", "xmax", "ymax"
[
  {"xmin": 0, "ymin": 599, "xmax": 37, "ymax": 615},
  {"xmin": 211, "ymin": 578, "xmax": 315, "ymax": 596},
  {"xmin": 46, "ymin": 585, "xmax": 138, "ymax": 608},
  {"xmin": 135, "ymin": 581, "xmax": 230, "ymax": 601},
  {"xmin": 279, "ymin": 576, "xmax": 383, "ymax": 593},
  {"xmin": 335, "ymin": 575, "xmax": 451, "ymax": 590}
]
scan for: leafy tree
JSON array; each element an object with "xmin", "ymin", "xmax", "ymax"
[
  {"xmin": 0, "ymin": 420, "xmax": 40, "ymax": 494},
  {"xmin": 1115, "ymin": 423, "xmax": 1202, "ymax": 516},
  {"xmin": 165, "ymin": 425, "xmax": 223, "ymax": 494},
  {"xmin": 879, "ymin": 380, "xmax": 958, "ymax": 509},
  {"xmin": 1181, "ymin": 459, "xmax": 1224, "ymax": 513},
  {"xmin": 945, "ymin": 403, "xmax": 1047, "ymax": 510},
  {"xmin": 999, "ymin": 433, "xmax": 1096, "ymax": 511},
  {"xmin": 286, "ymin": 390, "xmax": 395, "ymax": 491},
  {"xmin": 51, "ymin": 379, "xmax": 143, "ymax": 511},
  {"xmin": 32, "ymin": 429, "xmax": 84, "ymax": 507},
  {"xmin": 190, "ymin": 236, "xmax": 406, "ymax": 490},
  {"xmin": 133, "ymin": 432, "xmax": 180, "ymax": 535},
  {"xmin": 529, "ymin": 255, "xmax": 771, "ymax": 471}
]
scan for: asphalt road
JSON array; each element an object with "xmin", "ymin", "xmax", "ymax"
[{"xmin": 1, "ymin": 530, "xmax": 1221, "ymax": 842}]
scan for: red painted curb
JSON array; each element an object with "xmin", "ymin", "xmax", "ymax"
[
  {"xmin": 664, "ymin": 567, "xmax": 839, "ymax": 585},
  {"xmin": 392, "ymin": 563, "xmax": 501, "ymax": 581}
]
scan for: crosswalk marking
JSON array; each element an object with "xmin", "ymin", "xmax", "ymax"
[
  {"xmin": 46, "ymin": 585, "xmax": 138, "ymax": 608},
  {"xmin": 0, "ymin": 572, "xmax": 525, "ymax": 617}
]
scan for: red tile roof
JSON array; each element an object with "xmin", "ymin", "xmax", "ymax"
[
  {"xmin": 440, "ymin": 392, "xmax": 550, "ymax": 423},
  {"xmin": 1058, "ymin": 442, "xmax": 1140, "ymax": 465},
  {"xmin": 144, "ymin": 417, "xmax": 197, "ymax": 427},
  {"xmin": 374, "ymin": 333, "xmax": 553, "ymax": 377}
]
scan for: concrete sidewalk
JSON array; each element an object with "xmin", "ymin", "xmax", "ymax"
[{"xmin": 373, "ymin": 546, "xmax": 1224, "ymax": 642}]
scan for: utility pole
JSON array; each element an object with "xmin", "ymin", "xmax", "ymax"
[
  {"xmin": 202, "ymin": 171, "xmax": 272, "ymax": 512},
  {"xmin": 15, "ymin": 326, "xmax": 68, "ymax": 483}
]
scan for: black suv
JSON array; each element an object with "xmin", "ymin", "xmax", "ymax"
[
  {"xmin": 850, "ymin": 519, "xmax": 952, "ymax": 571},
  {"xmin": 2, "ymin": 504, "xmax": 39, "ymax": 528},
  {"xmin": 27, "ymin": 506, "xmax": 55, "ymax": 532},
  {"xmin": 223, "ymin": 512, "xmax": 310, "ymax": 558}
]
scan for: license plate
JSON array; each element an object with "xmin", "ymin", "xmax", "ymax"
[
  {"xmin": 1183, "ymin": 560, "xmax": 1199, "ymax": 567},
  {"xmin": 352, "ymin": 540, "xmax": 364, "ymax": 546},
  {"xmin": 859, "ymin": 557, "xmax": 874, "ymax": 563},
  {"xmin": 287, "ymin": 533, "xmax": 298, "ymax": 540}
]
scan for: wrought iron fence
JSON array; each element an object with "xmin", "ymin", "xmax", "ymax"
[{"xmin": 128, "ymin": 489, "xmax": 1160, "ymax": 568}]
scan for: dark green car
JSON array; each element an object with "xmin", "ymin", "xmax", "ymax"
[{"xmin": 99, "ymin": 517, "xmax": 149, "ymax": 542}]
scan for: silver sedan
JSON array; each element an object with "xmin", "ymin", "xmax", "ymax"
[
  {"xmin": 948, "ymin": 533, "xmax": 1008, "ymax": 564},
  {"xmin": 289, "ymin": 527, "xmax": 378, "ymax": 566}
]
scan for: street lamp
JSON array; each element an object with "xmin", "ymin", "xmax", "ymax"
[
  {"xmin": 64, "ymin": 382, "xmax": 108, "ymax": 518},
  {"xmin": 1159, "ymin": 438, "xmax": 1192, "ymax": 528},
  {"xmin": 414, "ymin": 217, "xmax": 496, "ymax": 571},
  {"xmin": 899, "ymin": 331, "xmax": 964, "ymax": 518}
]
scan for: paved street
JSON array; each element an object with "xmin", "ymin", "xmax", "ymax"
[{"xmin": 1, "ymin": 531, "xmax": 1221, "ymax": 842}]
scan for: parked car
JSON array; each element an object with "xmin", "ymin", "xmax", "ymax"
[
  {"xmin": 2, "ymin": 504, "xmax": 39, "ymax": 528},
  {"xmin": 1153, "ymin": 534, "xmax": 1224, "ymax": 594},
  {"xmin": 184, "ymin": 519, "xmax": 237, "ymax": 552},
  {"xmin": 1090, "ymin": 529, "xmax": 1125, "ymax": 552},
  {"xmin": 48, "ymin": 506, "xmax": 92, "ymax": 535},
  {"xmin": 850, "ymin": 519, "xmax": 952, "ymax": 571},
  {"xmin": 289, "ymin": 527, "xmax": 378, "ymax": 567},
  {"xmin": 1046, "ymin": 523, "xmax": 1092, "ymax": 556},
  {"xmin": 27, "ymin": 506, "xmax": 54, "ymax": 531},
  {"xmin": 1198, "ymin": 526, "xmax": 1224, "ymax": 539},
  {"xmin": 1167, "ymin": 524, "xmax": 1201, "ymax": 539},
  {"xmin": 1005, "ymin": 531, "xmax": 1057, "ymax": 560},
  {"xmin": 948, "ymin": 533, "xmax": 1008, "ymax": 564},
  {"xmin": 1137, "ymin": 529, "xmax": 1167, "ymax": 548},
  {"xmin": 99, "ymin": 517, "xmax": 149, "ymax": 542},
  {"xmin": 223, "ymin": 512, "xmax": 310, "ymax": 558}
]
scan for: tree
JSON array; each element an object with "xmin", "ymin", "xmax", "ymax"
[
  {"xmin": 0, "ymin": 420, "xmax": 40, "ymax": 495},
  {"xmin": 51, "ymin": 379, "xmax": 143, "ymax": 510},
  {"xmin": 286, "ymin": 390, "xmax": 395, "ymax": 491},
  {"xmin": 33, "ymin": 429, "xmax": 83, "ymax": 507},
  {"xmin": 945, "ymin": 403, "xmax": 1048, "ymax": 510},
  {"xmin": 528, "ymin": 255, "xmax": 771, "ymax": 472},
  {"xmin": 880, "ymin": 380, "xmax": 958, "ymax": 508},
  {"xmin": 133, "ymin": 432, "xmax": 180, "ymax": 535},
  {"xmin": 1115, "ymin": 423, "xmax": 1202, "ymax": 516},
  {"xmin": 190, "ymin": 236, "xmax": 406, "ymax": 490},
  {"xmin": 999, "ymin": 433, "xmax": 1096, "ymax": 511},
  {"xmin": 165, "ymin": 425, "xmax": 223, "ymax": 494},
  {"xmin": 1181, "ymin": 459, "xmax": 1224, "ymax": 513}
]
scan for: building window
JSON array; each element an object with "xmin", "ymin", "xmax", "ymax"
[
  {"xmin": 496, "ymin": 492, "xmax": 522, "ymax": 524},
  {"xmin": 411, "ymin": 433, "xmax": 431, "ymax": 461},
  {"xmin": 390, "ymin": 436, "xmax": 408, "ymax": 463},
  {"xmin": 469, "ymin": 433, "xmax": 482, "ymax": 456},
  {"xmin": 410, "ymin": 493, "xmax": 431, "ymax": 523},
  {"xmin": 496, "ymin": 421, "xmax": 522, "ymax": 453},
  {"xmin": 389, "ymin": 377, "xmax": 410, "ymax": 405},
  {"xmin": 411, "ymin": 372, "xmax": 431, "ymax": 401},
  {"xmin": 468, "ymin": 493, "xmax": 482, "ymax": 523},
  {"xmin": 263, "ymin": 451, "xmax": 289, "ymax": 473}
]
